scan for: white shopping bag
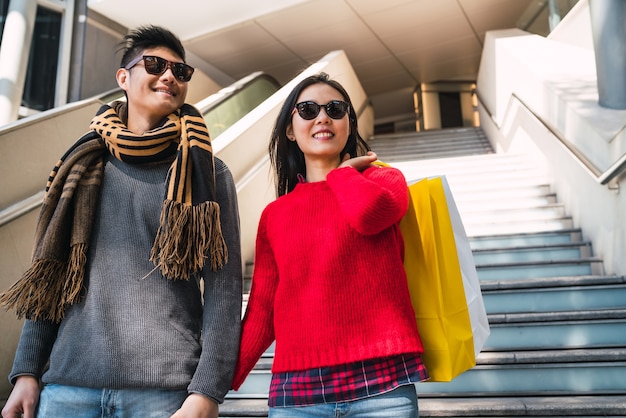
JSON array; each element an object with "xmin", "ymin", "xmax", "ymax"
[{"xmin": 439, "ymin": 175, "xmax": 491, "ymax": 356}]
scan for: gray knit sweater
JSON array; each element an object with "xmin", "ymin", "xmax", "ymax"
[{"xmin": 9, "ymin": 154, "xmax": 242, "ymax": 404}]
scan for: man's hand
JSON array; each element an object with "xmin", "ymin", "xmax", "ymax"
[
  {"xmin": 170, "ymin": 393, "xmax": 218, "ymax": 418},
  {"xmin": 1, "ymin": 376, "xmax": 40, "ymax": 418}
]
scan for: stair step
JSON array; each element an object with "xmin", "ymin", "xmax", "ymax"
[
  {"xmin": 417, "ymin": 395, "xmax": 626, "ymax": 417},
  {"xmin": 374, "ymin": 142, "xmax": 492, "ymax": 155},
  {"xmin": 219, "ymin": 395, "xmax": 626, "ymax": 417},
  {"xmin": 486, "ymin": 308, "xmax": 626, "ymax": 350},
  {"xmin": 386, "ymin": 149, "xmax": 539, "ymax": 166},
  {"xmin": 229, "ymin": 349, "xmax": 626, "ymax": 398},
  {"xmin": 455, "ymin": 194, "xmax": 558, "ymax": 212},
  {"xmin": 465, "ymin": 217, "xmax": 574, "ymax": 237},
  {"xmin": 370, "ymin": 128, "xmax": 493, "ymax": 163},
  {"xmin": 372, "ymin": 127, "xmax": 487, "ymax": 141},
  {"xmin": 410, "ymin": 173, "xmax": 550, "ymax": 192},
  {"xmin": 482, "ymin": 276, "xmax": 626, "ymax": 313},
  {"xmin": 477, "ymin": 347, "xmax": 626, "ymax": 365},
  {"xmin": 380, "ymin": 148, "xmax": 494, "ymax": 162},
  {"xmin": 460, "ymin": 204, "xmax": 566, "ymax": 224},
  {"xmin": 390, "ymin": 153, "xmax": 546, "ymax": 176},
  {"xmin": 415, "ymin": 362, "xmax": 626, "ymax": 397},
  {"xmin": 244, "ymin": 311, "xmax": 626, "ymax": 355},
  {"xmin": 480, "ymin": 274, "xmax": 626, "ymax": 290},
  {"xmin": 469, "ymin": 230, "xmax": 583, "ymax": 250},
  {"xmin": 472, "ymin": 242, "xmax": 592, "ymax": 264},
  {"xmin": 476, "ymin": 257, "xmax": 603, "ymax": 280},
  {"xmin": 457, "ymin": 185, "xmax": 554, "ymax": 203},
  {"xmin": 372, "ymin": 135, "xmax": 490, "ymax": 150}
]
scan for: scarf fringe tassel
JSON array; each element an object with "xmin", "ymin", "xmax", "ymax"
[
  {"xmin": 0, "ymin": 244, "xmax": 87, "ymax": 322},
  {"xmin": 150, "ymin": 199, "xmax": 227, "ymax": 280}
]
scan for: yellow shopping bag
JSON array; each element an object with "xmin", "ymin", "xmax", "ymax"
[{"xmin": 402, "ymin": 177, "xmax": 476, "ymax": 382}]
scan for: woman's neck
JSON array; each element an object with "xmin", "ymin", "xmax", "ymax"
[{"xmin": 304, "ymin": 157, "xmax": 341, "ymax": 182}]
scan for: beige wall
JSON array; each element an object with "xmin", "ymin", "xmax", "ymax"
[{"xmin": 0, "ymin": 211, "xmax": 38, "ymax": 398}]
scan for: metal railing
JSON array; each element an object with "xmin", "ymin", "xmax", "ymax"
[
  {"xmin": 510, "ymin": 93, "xmax": 625, "ymax": 187},
  {"xmin": 478, "ymin": 91, "xmax": 624, "ymax": 188}
]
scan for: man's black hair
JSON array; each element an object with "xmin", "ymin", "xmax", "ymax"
[{"xmin": 118, "ymin": 25, "xmax": 186, "ymax": 68}]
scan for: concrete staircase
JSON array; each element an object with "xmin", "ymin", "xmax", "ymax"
[
  {"xmin": 369, "ymin": 126, "xmax": 493, "ymax": 162},
  {"xmin": 220, "ymin": 127, "xmax": 626, "ymax": 417}
]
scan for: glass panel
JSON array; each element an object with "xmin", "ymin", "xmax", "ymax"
[
  {"xmin": 203, "ymin": 76, "xmax": 280, "ymax": 138},
  {"xmin": 517, "ymin": 0, "xmax": 580, "ymax": 36},
  {"xmin": 22, "ymin": 6, "xmax": 61, "ymax": 111}
]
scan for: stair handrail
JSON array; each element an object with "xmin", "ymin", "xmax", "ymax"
[
  {"xmin": 0, "ymin": 191, "xmax": 44, "ymax": 227},
  {"xmin": 195, "ymin": 71, "xmax": 281, "ymax": 115},
  {"xmin": 477, "ymin": 91, "xmax": 625, "ymax": 188},
  {"xmin": 0, "ymin": 96, "xmax": 109, "ymax": 228}
]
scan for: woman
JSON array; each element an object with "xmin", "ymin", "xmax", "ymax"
[{"xmin": 231, "ymin": 73, "xmax": 428, "ymax": 417}]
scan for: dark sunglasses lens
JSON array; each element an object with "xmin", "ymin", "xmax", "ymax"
[
  {"xmin": 172, "ymin": 63, "xmax": 194, "ymax": 82},
  {"xmin": 143, "ymin": 56, "xmax": 166, "ymax": 75},
  {"xmin": 297, "ymin": 102, "xmax": 320, "ymax": 120},
  {"xmin": 326, "ymin": 101, "xmax": 348, "ymax": 119}
]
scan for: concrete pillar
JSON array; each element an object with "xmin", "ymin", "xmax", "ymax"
[
  {"xmin": 68, "ymin": 0, "xmax": 87, "ymax": 103},
  {"xmin": 0, "ymin": 0, "xmax": 37, "ymax": 126},
  {"xmin": 548, "ymin": 0, "xmax": 561, "ymax": 32},
  {"xmin": 589, "ymin": 0, "xmax": 626, "ymax": 109}
]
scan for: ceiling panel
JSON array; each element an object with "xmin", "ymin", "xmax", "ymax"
[
  {"xmin": 381, "ymin": 21, "xmax": 478, "ymax": 57},
  {"xmin": 361, "ymin": 69, "xmax": 420, "ymax": 96},
  {"xmin": 397, "ymin": 35, "xmax": 483, "ymax": 68},
  {"xmin": 279, "ymin": 25, "xmax": 378, "ymax": 63},
  {"xmin": 339, "ymin": 40, "xmax": 394, "ymax": 66},
  {"xmin": 461, "ymin": 0, "xmax": 536, "ymax": 40},
  {"xmin": 345, "ymin": 0, "xmax": 416, "ymax": 16},
  {"xmin": 419, "ymin": 54, "xmax": 481, "ymax": 82},
  {"xmin": 359, "ymin": 0, "xmax": 465, "ymax": 38},
  {"xmin": 255, "ymin": 0, "xmax": 357, "ymax": 38},
  {"xmin": 355, "ymin": 54, "xmax": 412, "ymax": 81},
  {"xmin": 187, "ymin": 23, "xmax": 279, "ymax": 60},
  {"xmin": 90, "ymin": 0, "xmax": 535, "ymax": 97},
  {"xmin": 88, "ymin": 0, "xmax": 312, "ymax": 40},
  {"xmin": 351, "ymin": 55, "xmax": 418, "ymax": 96}
]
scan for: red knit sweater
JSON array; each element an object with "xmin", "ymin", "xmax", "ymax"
[{"xmin": 232, "ymin": 165, "xmax": 424, "ymax": 390}]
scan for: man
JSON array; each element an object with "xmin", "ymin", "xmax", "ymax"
[{"xmin": 1, "ymin": 25, "xmax": 242, "ymax": 418}]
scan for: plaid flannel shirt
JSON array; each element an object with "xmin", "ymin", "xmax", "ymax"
[{"xmin": 269, "ymin": 353, "xmax": 428, "ymax": 408}]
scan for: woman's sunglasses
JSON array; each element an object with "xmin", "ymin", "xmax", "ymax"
[
  {"xmin": 294, "ymin": 100, "xmax": 350, "ymax": 120},
  {"xmin": 124, "ymin": 55, "xmax": 195, "ymax": 82}
]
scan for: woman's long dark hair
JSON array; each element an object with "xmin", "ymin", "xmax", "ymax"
[{"xmin": 269, "ymin": 73, "xmax": 371, "ymax": 197}]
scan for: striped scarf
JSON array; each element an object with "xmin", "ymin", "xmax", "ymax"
[{"xmin": 0, "ymin": 101, "xmax": 227, "ymax": 322}]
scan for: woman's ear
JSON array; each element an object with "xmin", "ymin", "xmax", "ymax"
[{"xmin": 286, "ymin": 125, "xmax": 296, "ymax": 141}]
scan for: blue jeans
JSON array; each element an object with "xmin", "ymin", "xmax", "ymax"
[
  {"xmin": 37, "ymin": 384, "xmax": 188, "ymax": 418},
  {"xmin": 268, "ymin": 384, "xmax": 418, "ymax": 418}
]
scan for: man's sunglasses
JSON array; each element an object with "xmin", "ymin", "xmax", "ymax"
[
  {"xmin": 124, "ymin": 55, "xmax": 195, "ymax": 82},
  {"xmin": 294, "ymin": 100, "xmax": 350, "ymax": 120}
]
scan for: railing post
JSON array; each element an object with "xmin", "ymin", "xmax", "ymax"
[
  {"xmin": 589, "ymin": 0, "xmax": 626, "ymax": 110},
  {"xmin": 0, "ymin": 0, "xmax": 37, "ymax": 125}
]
